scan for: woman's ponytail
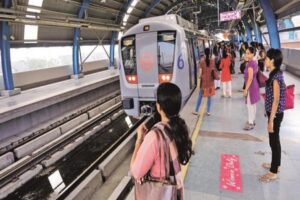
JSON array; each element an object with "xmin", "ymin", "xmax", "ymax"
[{"xmin": 166, "ymin": 116, "xmax": 192, "ymax": 165}]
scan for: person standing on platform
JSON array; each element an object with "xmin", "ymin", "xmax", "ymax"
[
  {"xmin": 131, "ymin": 83, "xmax": 192, "ymax": 199},
  {"xmin": 259, "ymin": 49, "xmax": 285, "ymax": 182},
  {"xmin": 239, "ymin": 42, "xmax": 248, "ymax": 74},
  {"xmin": 214, "ymin": 44, "xmax": 221, "ymax": 90},
  {"xmin": 258, "ymin": 43, "xmax": 266, "ymax": 72},
  {"xmin": 220, "ymin": 50, "xmax": 232, "ymax": 97},
  {"xmin": 243, "ymin": 47, "xmax": 260, "ymax": 130},
  {"xmin": 193, "ymin": 48, "xmax": 216, "ymax": 116}
]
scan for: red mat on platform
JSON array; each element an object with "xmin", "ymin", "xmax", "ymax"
[{"xmin": 220, "ymin": 154, "xmax": 243, "ymax": 192}]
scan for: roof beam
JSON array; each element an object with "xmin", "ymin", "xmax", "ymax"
[
  {"xmin": 0, "ymin": 8, "xmax": 120, "ymax": 28},
  {"xmin": 143, "ymin": 0, "xmax": 161, "ymax": 17},
  {"xmin": 139, "ymin": 0, "xmax": 164, "ymax": 14},
  {"xmin": 0, "ymin": 14, "xmax": 121, "ymax": 31},
  {"xmin": 116, "ymin": 0, "xmax": 133, "ymax": 24},
  {"xmin": 159, "ymin": 1, "xmax": 169, "ymax": 8}
]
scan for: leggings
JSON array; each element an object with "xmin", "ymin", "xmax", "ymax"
[{"xmin": 267, "ymin": 112, "xmax": 284, "ymax": 174}]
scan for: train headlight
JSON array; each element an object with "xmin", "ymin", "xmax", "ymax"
[
  {"xmin": 159, "ymin": 74, "xmax": 172, "ymax": 83},
  {"xmin": 126, "ymin": 75, "xmax": 138, "ymax": 84}
]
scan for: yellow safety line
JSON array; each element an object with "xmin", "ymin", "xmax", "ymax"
[{"xmin": 181, "ymin": 98, "xmax": 207, "ymax": 180}]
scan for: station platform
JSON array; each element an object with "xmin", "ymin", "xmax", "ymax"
[
  {"xmin": 103, "ymin": 62, "xmax": 299, "ymax": 200},
  {"xmin": 183, "ymin": 67, "xmax": 300, "ymax": 199},
  {"xmin": 0, "ymin": 69, "xmax": 119, "ymax": 148}
]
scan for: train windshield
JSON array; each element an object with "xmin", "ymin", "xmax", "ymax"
[
  {"xmin": 157, "ymin": 31, "xmax": 176, "ymax": 74},
  {"xmin": 121, "ymin": 35, "xmax": 136, "ymax": 75}
]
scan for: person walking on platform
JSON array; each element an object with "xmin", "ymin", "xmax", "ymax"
[
  {"xmin": 220, "ymin": 49, "xmax": 232, "ymax": 97},
  {"xmin": 259, "ymin": 49, "xmax": 285, "ymax": 182},
  {"xmin": 243, "ymin": 47, "xmax": 260, "ymax": 130},
  {"xmin": 193, "ymin": 48, "xmax": 216, "ymax": 116},
  {"xmin": 131, "ymin": 82, "xmax": 192, "ymax": 199}
]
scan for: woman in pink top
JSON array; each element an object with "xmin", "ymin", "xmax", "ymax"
[{"xmin": 131, "ymin": 83, "xmax": 192, "ymax": 200}]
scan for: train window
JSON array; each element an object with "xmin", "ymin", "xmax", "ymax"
[
  {"xmin": 121, "ymin": 35, "xmax": 136, "ymax": 75},
  {"xmin": 157, "ymin": 31, "xmax": 176, "ymax": 74}
]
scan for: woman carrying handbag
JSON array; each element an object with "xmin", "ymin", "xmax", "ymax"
[
  {"xmin": 193, "ymin": 48, "xmax": 216, "ymax": 116},
  {"xmin": 131, "ymin": 83, "xmax": 192, "ymax": 200},
  {"xmin": 259, "ymin": 49, "xmax": 285, "ymax": 182}
]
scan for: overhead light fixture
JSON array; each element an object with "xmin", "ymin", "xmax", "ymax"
[
  {"xmin": 130, "ymin": 0, "xmax": 139, "ymax": 7},
  {"xmin": 127, "ymin": 6, "xmax": 134, "ymax": 14},
  {"xmin": 24, "ymin": 25, "xmax": 38, "ymax": 41},
  {"xmin": 123, "ymin": 14, "xmax": 129, "ymax": 22},
  {"xmin": 28, "ymin": 0, "xmax": 44, "ymax": 7},
  {"xmin": 27, "ymin": 7, "xmax": 41, "ymax": 13}
]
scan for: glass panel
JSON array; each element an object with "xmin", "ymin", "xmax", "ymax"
[
  {"xmin": 280, "ymin": 30, "xmax": 300, "ymax": 49},
  {"xmin": 10, "ymin": 45, "xmax": 111, "ymax": 73},
  {"xmin": 292, "ymin": 15, "xmax": 300, "ymax": 26},
  {"xmin": 121, "ymin": 35, "xmax": 136, "ymax": 75},
  {"xmin": 262, "ymin": 33, "xmax": 270, "ymax": 46},
  {"xmin": 157, "ymin": 31, "xmax": 176, "ymax": 74}
]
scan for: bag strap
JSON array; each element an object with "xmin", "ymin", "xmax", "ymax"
[
  {"xmin": 152, "ymin": 127, "xmax": 169, "ymax": 181},
  {"xmin": 152, "ymin": 126, "xmax": 174, "ymax": 183}
]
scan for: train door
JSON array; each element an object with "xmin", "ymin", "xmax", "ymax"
[
  {"xmin": 190, "ymin": 38, "xmax": 197, "ymax": 88},
  {"xmin": 136, "ymin": 32, "xmax": 159, "ymax": 98},
  {"xmin": 186, "ymin": 35, "xmax": 197, "ymax": 89}
]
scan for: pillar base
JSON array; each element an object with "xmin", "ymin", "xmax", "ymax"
[
  {"xmin": 1, "ymin": 88, "xmax": 21, "ymax": 97},
  {"xmin": 71, "ymin": 73, "xmax": 84, "ymax": 79}
]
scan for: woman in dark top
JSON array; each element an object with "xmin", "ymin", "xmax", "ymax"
[
  {"xmin": 259, "ymin": 48, "xmax": 285, "ymax": 182},
  {"xmin": 258, "ymin": 43, "xmax": 266, "ymax": 72}
]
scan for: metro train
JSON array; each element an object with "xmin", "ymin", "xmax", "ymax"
[{"xmin": 119, "ymin": 14, "xmax": 211, "ymax": 118}]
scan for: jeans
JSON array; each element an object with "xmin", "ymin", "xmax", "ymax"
[
  {"xmin": 267, "ymin": 112, "xmax": 284, "ymax": 174},
  {"xmin": 195, "ymin": 90, "xmax": 212, "ymax": 113}
]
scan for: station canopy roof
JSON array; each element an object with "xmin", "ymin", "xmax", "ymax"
[{"xmin": 0, "ymin": 0, "xmax": 299, "ymax": 47}]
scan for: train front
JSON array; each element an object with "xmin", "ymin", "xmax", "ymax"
[{"xmin": 119, "ymin": 24, "xmax": 177, "ymax": 118}]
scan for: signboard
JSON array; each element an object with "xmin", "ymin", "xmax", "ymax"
[
  {"xmin": 220, "ymin": 154, "xmax": 243, "ymax": 192},
  {"xmin": 220, "ymin": 10, "xmax": 241, "ymax": 22}
]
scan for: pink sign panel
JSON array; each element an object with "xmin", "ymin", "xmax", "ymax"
[
  {"xmin": 220, "ymin": 10, "xmax": 241, "ymax": 22},
  {"xmin": 220, "ymin": 154, "xmax": 243, "ymax": 192},
  {"xmin": 140, "ymin": 51, "xmax": 154, "ymax": 71}
]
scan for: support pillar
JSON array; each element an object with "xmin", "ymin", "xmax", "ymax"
[
  {"xmin": 72, "ymin": 0, "xmax": 90, "ymax": 79},
  {"xmin": 0, "ymin": 0, "xmax": 20, "ymax": 96},
  {"xmin": 258, "ymin": 0, "xmax": 281, "ymax": 49},
  {"xmin": 109, "ymin": 31, "xmax": 116, "ymax": 69},
  {"xmin": 242, "ymin": 16, "xmax": 252, "ymax": 43},
  {"xmin": 250, "ymin": 16, "xmax": 262, "ymax": 43}
]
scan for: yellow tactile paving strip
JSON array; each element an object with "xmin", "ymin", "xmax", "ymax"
[{"xmin": 182, "ymin": 98, "xmax": 207, "ymax": 180}]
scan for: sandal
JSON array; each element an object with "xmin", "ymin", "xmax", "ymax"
[
  {"xmin": 192, "ymin": 111, "xmax": 198, "ymax": 115},
  {"xmin": 259, "ymin": 172, "xmax": 278, "ymax": 182},
  {"xmin": 243, "ymin": 123, "xmax": 254, "ymax": 130},
  {"xmin": 262, "ymin": 163, "xmax": 281, "ymax": 172}
]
